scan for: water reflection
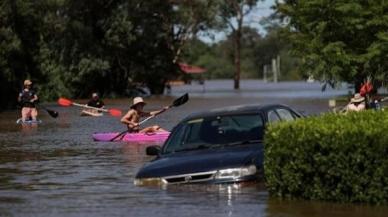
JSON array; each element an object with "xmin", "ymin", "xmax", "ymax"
[
  {"xmin": 131, "ymin": 182, "xmax": 268, "ymax": 217},
  {"xmin": 266, "ymin": 198, "xmax": 388, "ymax": 217}
]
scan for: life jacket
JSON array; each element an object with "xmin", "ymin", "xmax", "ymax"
[
  {"xmin": 360, "ymin": 82, "xmax": 373, "ymax": 97},
  {"xmin": 19, "ymin": 89, "xmax": 36, "ymax": 108}
]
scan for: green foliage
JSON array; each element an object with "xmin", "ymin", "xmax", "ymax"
[
  {"xmin": 183, "ymin": 26, "xmax": 302, "ymax": 80},
  {"xmin": 0, "ymin": 0, "xmax": 221, "ymax": 109},
  {"xmin": 0, "ymin": 0, "xmax": 308, "ymax": 109},
  {"xmin": 276, "ymin": 0, "xmax": 388, "ymax": 85},
  {"xmin": 252, "ymin": 27, "xmax": 302, "ymax": 81},
  {"xmin": 0, "ymin": 0, "xmax": 41, "ymax": 108},
  {"xmin": 264, "ymin": 110, "xmax": 388, "ymax": 204}
]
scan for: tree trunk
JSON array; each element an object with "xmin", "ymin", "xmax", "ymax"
[
  {"xmin": 234, "ymin": 29, "xmax": 241, "ymax": 90},
  {"xmin": 354, "ymin": 72, "xmax": 366, "ymax": 94},
  {"xmin": 355, "ymin": 80, "xmax": 362, "ymax": 94},
  {"xmin": 233, "ymin": 5, "xmax": 243, "ymax": 90}
]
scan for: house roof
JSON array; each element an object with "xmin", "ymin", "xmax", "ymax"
[{"xmin": 179, "ymin": 63, "xmax": 206, "ymax": 74}]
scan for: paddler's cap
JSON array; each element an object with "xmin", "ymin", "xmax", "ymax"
[
  {"xmin": 131, "ymin": 97, "xmax": 146, "ymax": 108},
  {"xmin": 351, "ymin": 93, "xmax": 365, "ymax": 103},
  {"xmin": 24, "ymin": 80, "xmax": 32, "ymax": 86},
  {"xmin": 92, "ymin": 93, "xmax": 98, "ymax": 98}
]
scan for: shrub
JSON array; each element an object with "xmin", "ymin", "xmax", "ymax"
[{"xmin": 264, "ymin": 110, "xmax": 388, "ymax": 204}]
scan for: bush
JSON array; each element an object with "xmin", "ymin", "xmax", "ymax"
[{"xmin": 264, "ymin": 110, "xmax": 388, "ymax": 204}]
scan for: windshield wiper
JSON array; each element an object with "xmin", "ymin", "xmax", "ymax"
[
  {"xmin": 224, "ymin": 139, "xmax": 263, "ymax": 147},
  {"xmin": 175, "ymin": 144, "xmax": 213, "ymax": 152},
  {"xmin": 174, "ymin": 140, "xmax": 261, "ymax": 152}
]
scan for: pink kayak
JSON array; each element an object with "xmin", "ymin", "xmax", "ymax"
[{"xmin": 93, "ymin": 131, "xmax": 170, "ymax": 142}]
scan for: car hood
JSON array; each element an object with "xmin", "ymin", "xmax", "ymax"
[{"xmin": 136, "ymin": 144, "xmax": 263, "ymax": 178}]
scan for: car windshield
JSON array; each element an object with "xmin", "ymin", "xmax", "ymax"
[{"xmin": 163, "ymin": 113, "xmax": 264, "ymax": 154}]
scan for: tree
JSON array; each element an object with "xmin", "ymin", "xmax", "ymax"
[
  {"xmin": 63, "ymin": 0, "xmax": 220, "ymax": 95},
  {"xmin": 1, "ymin": 0, "xmax": 264, "ymax": 110},
  {"xmin": 0, "ymin": 0, "xmax": 44, "ymax": 109},
  {"xmin": 252, "ymin": 20, "xmax": 302, "ymax": 81},
  {"xmin": 35, "ymin": 0, "xmax": 218, "ymax": 96},
  {"xmin": 218, "ymin": 0, "xmax": 262, "ymax": 89},
  {"xmin": 183, "ymin": 27, "xmax": 263, "ymax": 80},
  {"xmin": 166, "ymin": 0, "xmax": 220, "ymax": 64},
  {"xmin": 276, "ymin": 0, "xmax": 388, "ymax": 91}
]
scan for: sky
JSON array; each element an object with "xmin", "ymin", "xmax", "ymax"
[{"xmin": 199, "ymin": 0, "xmax": 276, "ymax": 43}]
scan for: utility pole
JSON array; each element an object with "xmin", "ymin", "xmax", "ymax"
[
  {"xmin": 272, "ymin": 58, "xmax": 278, "ymax": 83},
  {"xmin": 277, "ymin": 55, "xmax": 280, "ymax": 78}
]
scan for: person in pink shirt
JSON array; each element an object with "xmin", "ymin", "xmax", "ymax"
[{"xmin": 346, "ymin": 93, "xmax": 366, "ymax": 112}]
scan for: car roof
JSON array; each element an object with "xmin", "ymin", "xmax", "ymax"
[{"xmin": 181, "ymin": 103, "xmax": 293, "ymax": 121}]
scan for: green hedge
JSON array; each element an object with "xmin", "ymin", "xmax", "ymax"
[{"xmin": 264, "ymin": 110, "xmax": 388, "ymax": 204}]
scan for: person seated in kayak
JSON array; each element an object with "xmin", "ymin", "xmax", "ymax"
[
  {"xmin": 346, "ymin": 93, "xmax": 366, "ymax": 112},
  {"xmin": 121, "ymin": 97, "xmax": 168, "ymax": 133},
  {"xmin": 83, "ymin": 93, "xmax": 105, "ymax": 114},
  {"xmin": 17, "ymin": 79, "xmax": 39, "ymax": 121}
]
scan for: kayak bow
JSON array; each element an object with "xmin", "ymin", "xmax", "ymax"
[
  {"xmin": 81, "ymin": 109, "xmax": 104, "ymax": 117},
  {"xmin": 93, "ymin": 131, "xmax": 170, "ymax": 143}
]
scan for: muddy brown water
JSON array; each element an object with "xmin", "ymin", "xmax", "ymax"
[{"xmin": 1, "ymin": 80, "xmax": 387, "ymax": 217}]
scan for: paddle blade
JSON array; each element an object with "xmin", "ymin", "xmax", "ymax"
[
  {"xmin": 58, "ymin": 98, "xmax": 73, "ymax": 107},
  {"xmin": 172, "ymin": 93, "xmax": 189, "ymax": 107},
  {"xmin": 46, "ymin": 109, "xmax": 59, "ymax": 118},
  {"xmin": 108, "ymin": 109, "xmax": 122, "ymax": 117}
]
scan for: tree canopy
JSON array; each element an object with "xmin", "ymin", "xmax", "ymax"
[
  {"xmin": 275, "ymin": 0, "xmax": 388, "ymax": 89},
  {"xmin": 0, "ymin": 0, "xmax": 220, "ymax": 109},
  {"xmin": 2, "ymin": 0, "xmax": 386, "ymax": 110}
]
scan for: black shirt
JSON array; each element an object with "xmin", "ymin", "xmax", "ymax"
[
  {"xmin": 19, "ymin": 89, "xmax": 37, "ymax": 108},
  {"xmin": 87, "ymin": 99, "xmax": 104, "ymax": 108}
]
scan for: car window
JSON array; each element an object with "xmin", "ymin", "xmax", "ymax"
[
  {"xmin": 184, "ymin": 119, "xmax": 203, "ymax": 144},
  {"xmin": 163, "ymin": 124, "xmax": 187, "ymax": 154},
  {"xmin": 163, "ymin": 114, "xmax": 264, "ymax": 153},
  {"xmin": 276, "ymin": 108, "xmax": 296, "ymax": 121},
  {"xmin": 268, "ymin": 110, "xmax": 280, "ymax": 123}
]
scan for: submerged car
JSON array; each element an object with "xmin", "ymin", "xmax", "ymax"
[{"xmin": 135, "ymin": 104, "xmax": 302, "ymax": 186}]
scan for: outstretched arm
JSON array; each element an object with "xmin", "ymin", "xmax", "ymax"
[{"xmin": 150, "ymin": 106, "xmax": 169, "ymax": 117}]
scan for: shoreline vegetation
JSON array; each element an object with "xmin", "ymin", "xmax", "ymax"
[{"xmin": 2, "ymin": 1, "xmax": 386, "ymax": 111}]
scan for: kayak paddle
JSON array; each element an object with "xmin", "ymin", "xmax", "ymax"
[
  {"xmin": 38, "ymin": 104, "xmax": 59, "ymax": 118},
  {"xmin": 58, "ymin": 97, "xmax": 122, "ymax": 117},
  {"xmin": 110, "ymin": 93, "xmax": 189, "ymax": 141}
]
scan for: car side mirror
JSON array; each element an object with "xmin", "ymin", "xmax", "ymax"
[{"xmin": 146, "ymin": 146, "xmax": 161, "ymax": 156}]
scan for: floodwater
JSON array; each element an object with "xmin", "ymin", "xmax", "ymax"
[{"xmin": 0, "ymin": 80, "xmax": 387, "ymax": 217}]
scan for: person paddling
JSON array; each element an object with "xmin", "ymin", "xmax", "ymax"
[
  {"xmin": 121, "ymin": 97, "xmax": 168, "ymax": 133},
  {"xmin": 18, "ymin": 79, "xmax": 39, "ymax": 121},
  {"xmin": 87, "ymin": 93, "xmax": 105, "ymax": 109},
  {"xmin": 82, "ymin": 93, "xmax": 105, "ymax": 115}
]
